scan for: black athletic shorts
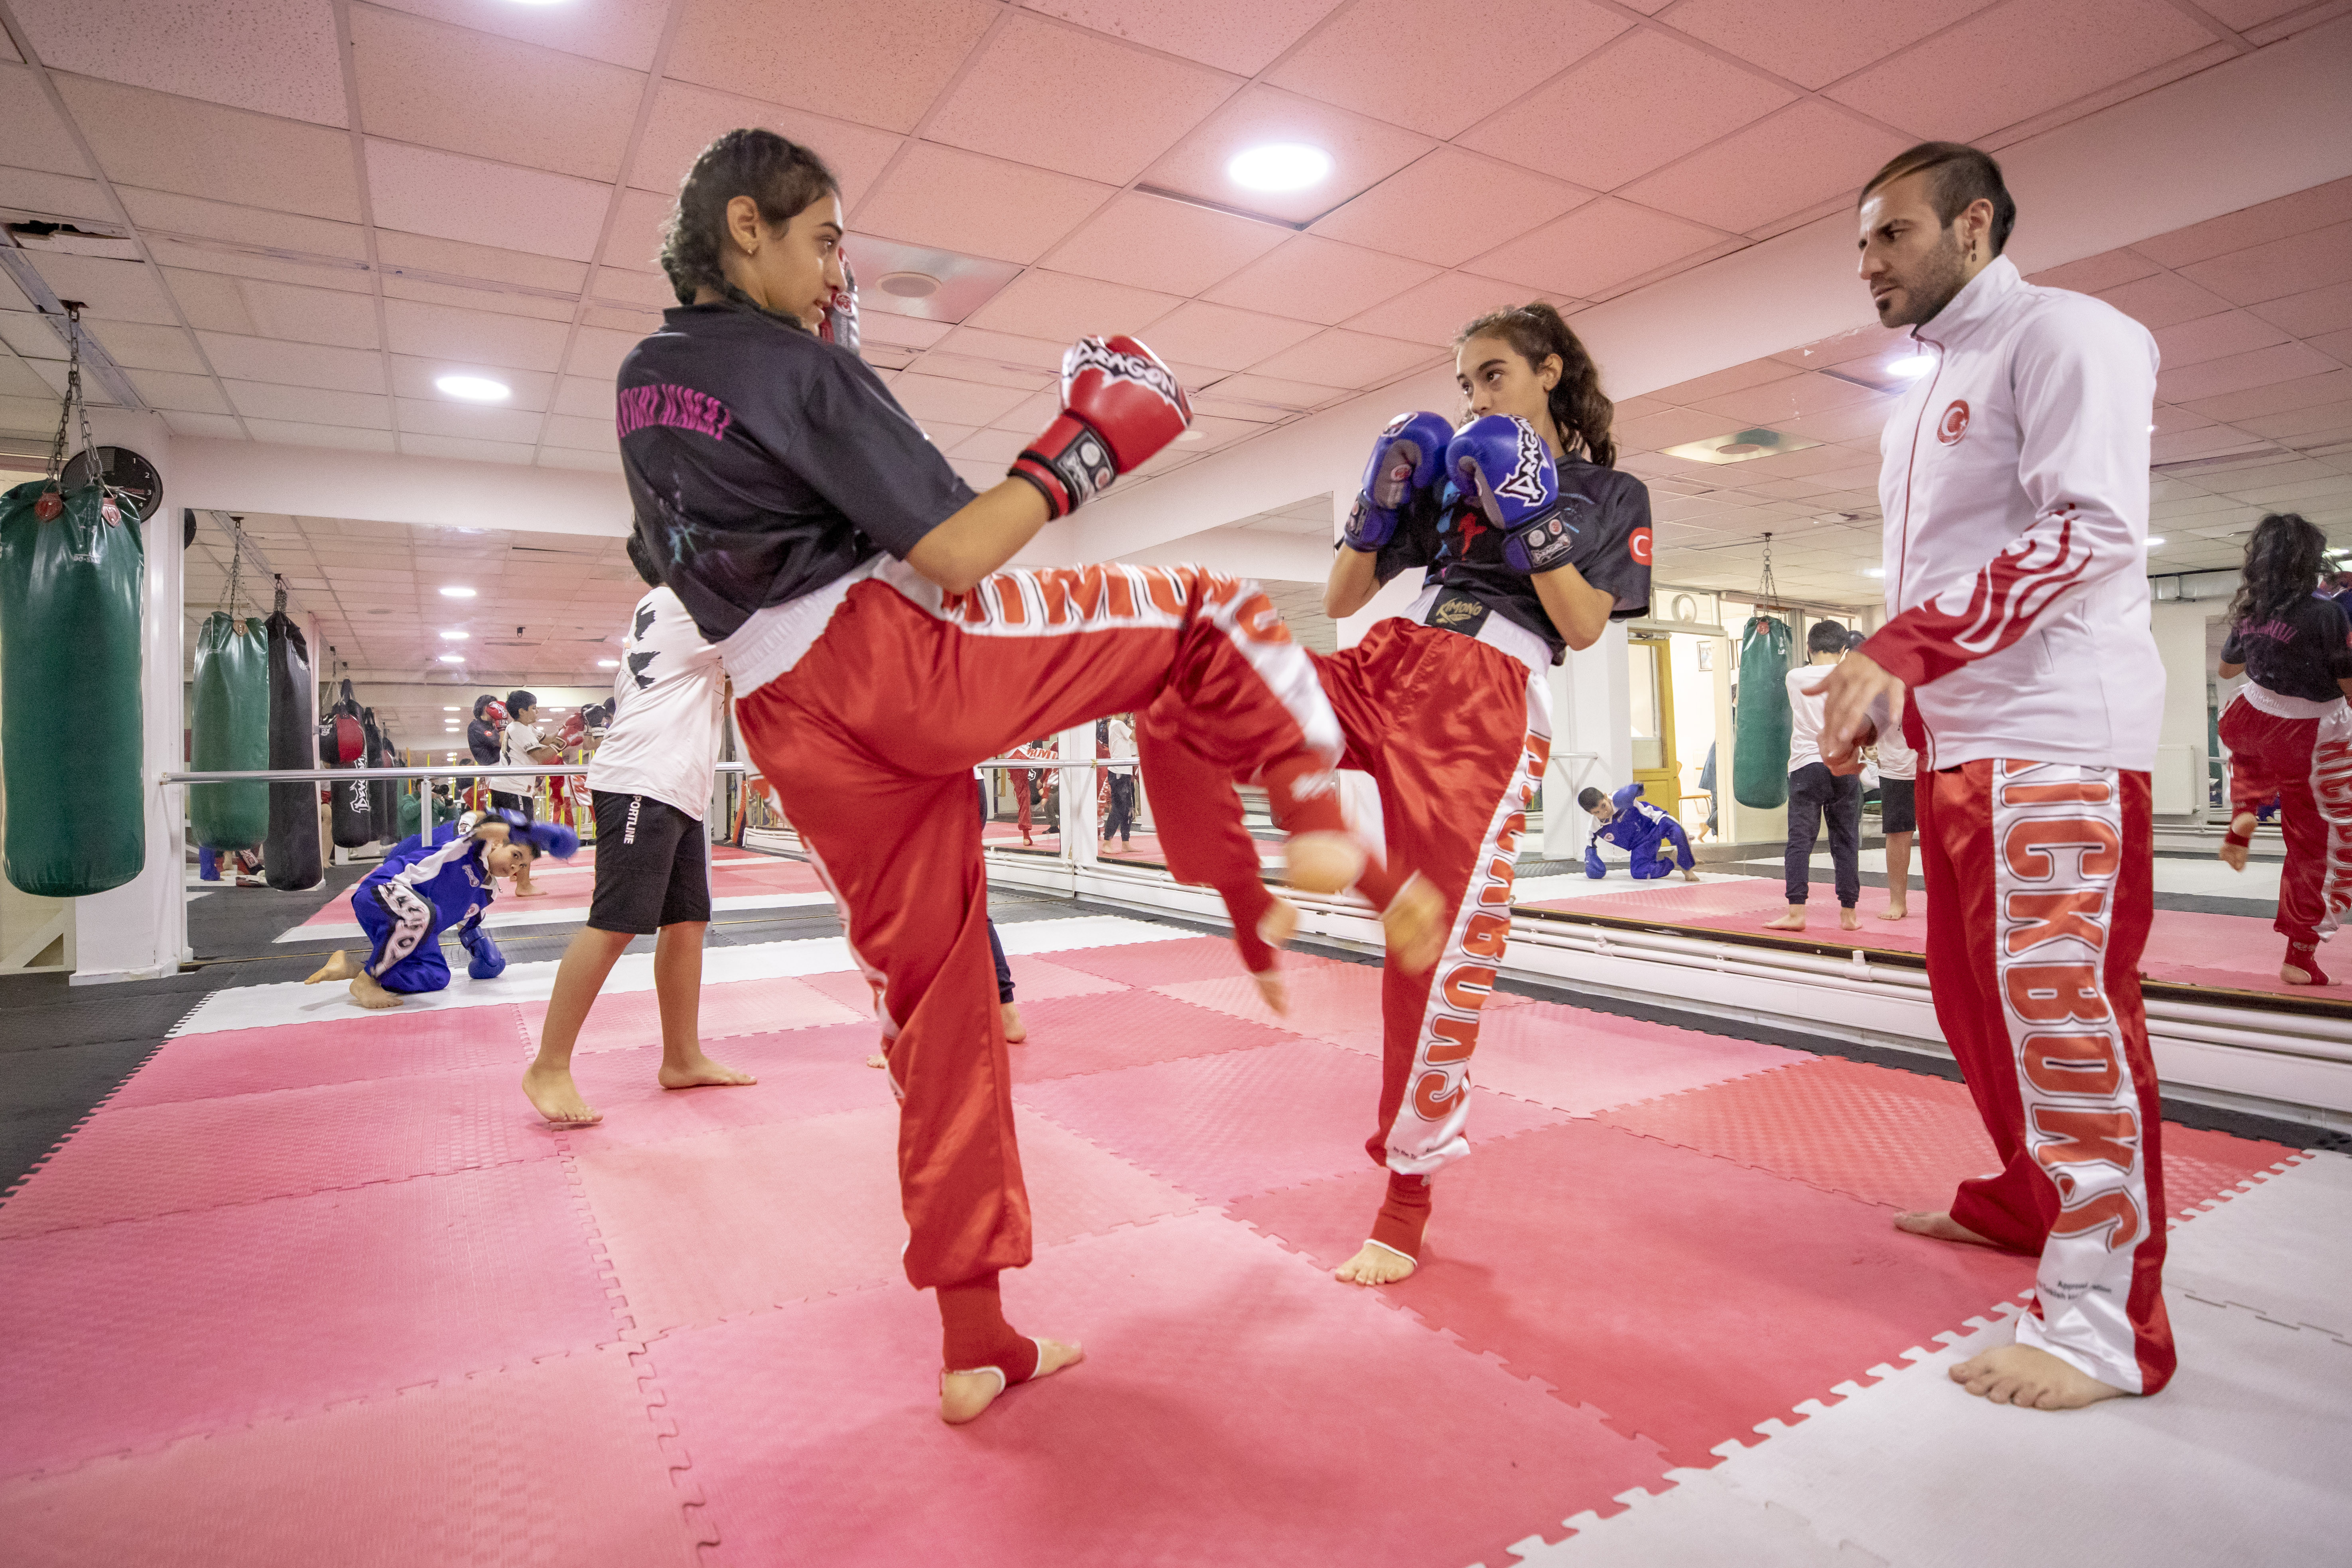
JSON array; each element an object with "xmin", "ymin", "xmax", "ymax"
[
  {"xmin": 1880, "ymin": 777, "xmax": 1917, "ymax": 836},
  {"xmin": 588, "ymin": 789, "xmax": 712, "ymax": 934},
  {"xmin": 489, "ymin": 789, "xmax": 533, "ymax": 818}
]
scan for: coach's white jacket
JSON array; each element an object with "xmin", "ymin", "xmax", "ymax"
[{"xmin": 1862, "ymin": 255, "xmax": 2163, "ymax": 773}]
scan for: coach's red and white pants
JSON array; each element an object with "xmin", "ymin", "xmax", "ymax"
[
  {"xmin": 1144, "ymin": 600, "xmax": 1550, "ymax": 1239},
  {"xmin": 728, "ymin": 557, "xmax": 1342, "ymax": 1298},
  {"xmin": 1919, "ymin": 758, "xmax": 2173, "ymax": 1394},
  {"xmin": 2218, "ymin": 684, "xmax": 2352, "ymax": 952}
]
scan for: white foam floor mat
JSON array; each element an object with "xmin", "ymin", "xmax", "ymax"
[
  {"xmin": 276, "ymin": 889, "xmax": 837, "ymax": 941},
  {"xmin": 2166, "ymin": 1149, "xmax": 2352, "ymax": 1341},
  {"xmin": 1515, "ymin": 871, "xmax": 1760, "ymax": 901}
]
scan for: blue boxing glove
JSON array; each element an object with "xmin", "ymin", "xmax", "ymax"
[
  {"xmin": 1584, "ymin": 840, "xmax": 1607, "ymax": 879},
  {"xmin": 1446, "ymin": 414, "xmax": 1592, "ymax": 575},
  {"xmin": 516, "ymin": 821, "xmax": 579, "ymax": 861},
  {"xmin": 1343, "ymin": 410, "xmax": 1454, "ymax": 552},
  {"xmin": 459, "ymin": 922, "xmax": 507, "ymax": 981}
]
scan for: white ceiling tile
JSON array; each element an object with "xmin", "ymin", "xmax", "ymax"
[
  {"xmin": 0, "ymin": 356, "xmax": 54, "ymax": 400},
  {"xmin": 16, "ymin": 0, "xmax": 347, "ymax": 127},
  {"xmin": 114, "ymin": 186, "xmax": 369, "ymax": 260},
  {"xmin": 374, "ymin": 230, "xmax": 590, "ymax": 295},
  {"xmin": 238, "ymin": 279, "xmax": 382, "ymax": 350},
  {"xmin": 57, "ymin": 76, "xmax": 361, "ymax": 223},
  {"xmin": 1310, "ymin": 148, "xmax": 1593, "ymax": 270},
  {"xmin": 199, "ymin": 333, "xmax": 386, "ymax": 393},
  {"xmin": 395, "ymin": 397, "xmax": 547, "ymax": 443},
  {"xmin": 605, "ymin": 187, "xmax": 678, "ymax": 278},
  {"xmin": 150, "ymin": 243, "xmax": 375, "ymax": 295},
  {"xmin": 1137, "ymin": 301, "xmax": 1322, "ymax": 372},
  {"xmin": 564, "ymin": 325, "xmax": 646, "ymax": 382},
  {"xmin": 22, "ymin": 253, "xmax": 182, "ymax": 326},
  {"xmin": 964, "ymin": 271, "xmax": 1185, "ymax": 343},
  {"xmin": 554, "ymin": 374, "xmax": 617, "ymax": 420},
  {"xmin": 592, "ymin": 266, "xmax": 678, "ymax": 311},
  {"xmin": 366, "ymin": 0, "xmax": 672, "ymax": 72},
  {"xmin": 0, "ymin": 63, "xmax": 94, "ymax": 175},
  {"xmin": 0, "ymin": 167, "xmax": 112, "ymax": 223},
  {"xmin": 1663, "ymin": 0, "xmax": 1987, "ymax": 92},
  {"xmin": 855, "ymin": 143, "xmax": 1116, "ymax": 267},
  {"xmin": 1343, "ymin": 271, "xmax": 1538, "ymax": 348},
  {"xmin": 0, "ymin": 392, "xmax": 65, "ymax": 434},
  {"xmin": 226, "ymin": 380, "xmax": 392, "ymax": 427},
  {"xmin": 1617, "ymin": 101, "xmax": 1913, "ymax": 237},
  {"xmin": 85, "ymin": 319, "xmax": 209, "ymax": 374},
  {"xmin": 888, "ymin": 373, "xmax": 1032, "ymax": 428},
  {"xmin": 906, "ymin": 353, "xmax": 1052, "ymax": 392},
  {"xmin": 364, "ymin": 140, "xmax": 610, "ymax": 264},
  {"xmin": 666, "ymin": 0, "xmax": 999, "ymax": 135},
  {"xmin": 542, "ymin": 414, "xmax": 618, "ymax": 452},
  {"xmin": 538, "ymin": 446, "xmax": 624, "ymax": 473},
  {"xmin": 125, "ymin": 368, "xmax": 231, "ymax": 414},
  {"xmin": 380, "ymin": 274, "xmax": 576, "ymax": 323},
  {"xmin": 1247, "ymin": 329, "xmax": 1438, "ymax": 389},
  {"xmin": 1140, "ymin": 85, "xmax": 1436, "ymax": 227},
  {"xmin": 1268, "ymin": 0, "xmax": 1630, "ymax": 140},
  {"xmin": 928, "ymin": 326, "xmax": 1068, "ymax": 373},
  {"xmin": 161, "ymin": 270, "xmax": 260, "ymax": 335},
  {"xmin": 859, "ymin": 312, "xmax": 955, "ymax": 351},
  {"xmin": 1203, "ymin": 236, "xmax": 1438, "ymax": 327},
  {"xmin": 400, "ymin": 433, "xmax": 537, "ymax": 465},
  {"xmin": 1018, "ymin": 0, "xmax": 1343, "ymax": 76},
  {"xmin": 583, "ymin": 304, "xmax": 661, "ymax": 336},
  {"xmin": 1469, "ymin": 199, "xmax": 1726, "ymax": 299},
  {"xmin": 1040, "ymin": 191, "xmax": 1290, "ymax": 297},
  {"xmin": 160, "ymin": 410, "xmax": 245, "ymax": 440},
  {"xmin": 628, "ymin": 80, "xmax": 904, "ymax": 209},
  {"xmin": 389, "ymin": 357, "xmax": 553, "ymax": 411},
  {"xmin": 383, "ymin": 297, "xmax": 573, "ymax": 372}
]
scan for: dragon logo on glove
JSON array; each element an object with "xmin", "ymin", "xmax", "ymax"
[
  {"xmin": 1064, "ymin": 337, "xmax": 1186, "ymax": 414},
  {"xmin": 1495, "ymin": 418, "xmax": 1550, "ymax": 508}
]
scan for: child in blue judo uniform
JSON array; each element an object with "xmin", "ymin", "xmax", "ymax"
[
  {"xmin": 305, "ymin": 810, "xmax": 577, "ymax": 1009},
  {"xmin": 1578, "ymin": 783, "xmax": 1698, "ymax": 882}
]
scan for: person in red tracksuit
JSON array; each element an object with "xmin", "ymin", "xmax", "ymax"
[
  {"xmin": 1143, "ymin": 302, "xmax": 1652, "ymax": 1287},
  {"xmin": 619, "ymin": 129, "xmax": 1432, "ymax": 1426},
  {"xmin": 2215, "ymin": 510, "xmax": 2352, "ymax": 984}
]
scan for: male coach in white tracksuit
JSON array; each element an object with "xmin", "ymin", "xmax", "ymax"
[{"xmin": 1821, "ymin": 142, "xmax": 2173, "ymax": 1410}]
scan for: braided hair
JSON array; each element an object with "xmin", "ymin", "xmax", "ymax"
[
  {"xmin": 1456, "ymin": 302, "xmax": 1616, "ymax": 468},
  {"xmin": 2226, "ymin": 512, "xmax": 2328, "ymax": 629},
  {"xmin": 658, "ymin": 128, "xmax": 839, "ymax": 309}
]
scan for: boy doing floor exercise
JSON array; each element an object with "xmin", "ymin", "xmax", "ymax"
[{"xmin": 1579, "ymin": 782, "xmax": 1698, "ymax": 881}]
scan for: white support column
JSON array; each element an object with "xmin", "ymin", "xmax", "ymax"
[
  {"xmin": 1542, "ymin": 621, "xmax": 1631, "ymax": 862},
  {"xmin": 1059, "ymin": 723, "xmax": 1098, "ymax": 869},
  {"xmin": 72, "ymin": 412, "xmax": 186, "ymax": 984},
  {"xmin": 2150, "ymin": 600, "xmax": 2215, "ymax": 820}
]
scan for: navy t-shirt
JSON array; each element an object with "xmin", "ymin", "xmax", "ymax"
[
  {"xmin": 2223, "ymin": 594, "xmax": 2352, "ymax": 703},
  {"xmin": 617, "ymin": 302, "xmax": 975, "ymax": 641},
  {"xmin": 1363, "ymin": 455, "xmax": 1653, "ymax": 664}
]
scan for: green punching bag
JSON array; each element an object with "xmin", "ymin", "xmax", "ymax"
[
  {"xmin": 1733, "ymin": 613, "xmax": 1793, "ymax": 811},
  {"xmin": 0, "ymin": 479, "xmax": 146, "ymax": 897},
  {"xmin": 189, "ymin": 611, "xmax": 269, "ymax": 850}
]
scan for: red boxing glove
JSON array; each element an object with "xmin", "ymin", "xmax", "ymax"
[
  {"xmin": 556, "ymin": 711, "xmax": 586, "ymax": 749},
  {"xmin": 819, "ymin": 249, "xmax": 858, "ymax": 355},
  {"xmin": 1010, "ymin": 336, "xmax": 1190, "ymax": 519}
]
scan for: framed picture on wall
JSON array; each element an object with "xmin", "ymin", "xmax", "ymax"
[{"xmin": 1696, "ymin": 641, "xmax": 1713, "ymax": 672}]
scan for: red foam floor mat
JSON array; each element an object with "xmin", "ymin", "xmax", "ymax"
[
  {"xmin": 516, "ymin": 974, "xmax": 865, "ymax": 1056},
  {"xmin": 1461, "ymin": 999, "xmax": 1814, "ymax": 1115},
  {"xmin": 108, "ymin": 1005, "xmax": 532, "ymax": 1109},
  {"xmin": 0, "ymin": 1160, "xmax": 615, "ymax": 1479},
  {"xmin": 1040, "ymin": 934, "xmax": 1302, "ymax": 989},
  {"xmin": 646, "ymin": 1212, "xmax": 1669, "ymax": 1568},
  {"xmin": 0, "ymin": 1345, "xmax": 708, "ymax": 1568},
  {"xmin": 572, "ymin": 1104, "xmax": 1197, "ymax": 1337},
  {"xmin": 1600, "ymin": 1055, "xmax": 2300, "ymax": 1216},
  {"xmin": 1229, "ymin": 1119, "xmax": 2038, "ymax": 1468},
  {"xmin": 555, "ymin": 1024, "xmax": 893, "ymax": 1149},
  {"xmin": 1155, "ymin": 957, "xmax": 1531, "ymax": 1049},
  {"xmin": 1005, "ymin": 987, "xmax": 1300, "ymax": 1083},
  {"xmin": 1016, "ymin": 1036, "xmax": 1568, "ymax": 1204},
  {"xmin": 795, "ymin": 952, "xmax": 1129, "ymax": 1023}
]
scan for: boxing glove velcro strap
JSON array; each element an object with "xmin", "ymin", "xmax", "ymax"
[
  {"xmin": 1011, "ymin": 414, "xmax": 1116, "ymax": 521},
  {"xmin": 1502, "ymin": 496, "xmax": 1593, "ymax": 575}
]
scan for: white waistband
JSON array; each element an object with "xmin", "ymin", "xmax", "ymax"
[
  {"xmin": 1403, "ymin": 584, "xmax": 1549, "ymax": 673},
  {"xmin": 2237, "ymin": 683, "xmax": 2348, "ymax": 721},
  {"xmin": 717, "ymin": 555, "xmax": 887, "ymax": 693}
]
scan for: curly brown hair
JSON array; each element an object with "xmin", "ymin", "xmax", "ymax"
[
  {"xmin": 1455, "ymin": 302, "xmax": 1616, "ymax": 468},
  {"xmin": 658, "ymin": 128, "xmax": 839, "ymax": 308}
]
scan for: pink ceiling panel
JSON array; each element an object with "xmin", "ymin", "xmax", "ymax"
[
  {"xmin": 1467, "ymin": 198, "xmax": 1724, "ymax": 299},
  {"xmin": 400, "ymin": 434, "xmax": 534, "ymax": 465},
  {"xmin": 1661, "ymin": 0, "xmax": 1988, "ymax": 91},
  {"xmin": 0, "ymin": 62, "xmax": 91, "ymax": 175},
  {"xmin": 860, "ymin": 313, "xmax": 955, "ymax": 351},
  {"xmin": 555, "ymin": 376, "xmax": 619, "ymax": 420},
  {"xmin": 366, "ymin": 0, "xmax": 671, "ymax": 71},
  {"xmin": 1265, "ymin": 0, "xmax": 1630, "ymax": 140},
  {"xmin": 238, "ymin": 280, "xmax": 381, "ymax": 351},
  {"xmin": 1825, "ymin": 0, "xmax": 2213, "ymax": 143},
  {"xmin": 951, "ymin": 427, "xmax": 1034, "ymax": 465},
  {"xmin": 2133, "ymin": 178, "xmax": 2352, "ymax": 270},
  {"xmin": 1690, "ymin": 370, "xmax": 1885, "ymax": 427},
  {"xmin": 1614, "ymin": 404, "xmax": 1747, "ymax": 454},
  {"xmin": 1619, "ymin": 101, "xmax": 1911, "ymax": 237},
  {"xmin": 1017, "ymin": 0, "xmax": 1345, "ymax": 78},
  {"xmin": 2253, "ymin": 282, "xmax": 2352, "ymax": 340},
  {"xmin": 20, "ymin": 253, "xmax": 180, "ymax": 327},
  {"xmin": 351, "ymin": 8, "xmax": 645, "ymax": 184},
  {"xmin": 595, "ymin": 267, "xmax": 682, "ymax": 311},
  {"xmin": 2025, "ymin": 248, "xmax": 2161, "ymax": 295},
  {"xmin": 384, "ymin": 299, "xmax": 573, "ymax": 373},
  {"xmin": 926, "ymin": 14, "xmax": 1238, "ymax": 185},
  {"xmin": 964, "ymin": 271, "xmax": 1185, "ymax": 342},
  {"xmin": 2153, "ymin": 311, "xmax": 2292, "ymax": 370},
  {"xmin": 395, "ymin": 398, "xmax": 547, "ymax": 445},
  {"xmin": 2236, "ymin": 398, "xmax": 2352, "ymax": 441},
  {"xmin": 1203, "ymin": 236, "xmax": 1438, "ymax": 326},
  {"xmin": 1457, "ymin": 29, "xmax": 1794, "ymax": 192},
  {"xmin": 1248, "ymin": 329, "xmax": 1439, "ymax": 389},
  {"xmin": 1135, "ymin": 301, "xmax": 1324, "ymax": 371},
  {"xmin": 225, "ymin": 381, "xmax": 392, "ymax": 427},
  {"xmin": 666, "ymin": 0, "xmax": 997, "ymax": 135},
  {"xmin": 888, "ymin": 373, "xmax": 1033, "ymax": 429},
  {"xmin": 2157, "ymin": 341, "xmax": 2339, "ymax": 405},
  {"xmin": 1140, "ymin": 85, "xmax": 1436, "ymax": 226},
  {"xmin": 603, "ymin": 187, "xmax": 679, "ymax": 277},
  {"xmin": 1344, "ymin": 270, "xmax": 1539, "ymax": 347},
  {"xmin": 1204, "ymin": 373, "xmax": 1350, "ymax": 410},
  {"xmin": 365, "ymin": 141, "xmax": 610, "ymax": 263},
  {"xmin": 855, "ymin": 143, "xmax": 1116, "ymax": 266},
  {"xmin": 985, "ymin": 389, "xmax": 1065, "ymax": 431},
  {"xmin": 2196, "ymin": 0, "xmax": 2321, "ymax": 29},
  {"xmin": 59, "ymin": 76, "xmax": 363, "ymax": 223},
  {"xmin": 1772, "ymin": 397, "xmax": 1902, "ymax": 446},
  {"xmin": 13, "ymin": 0, "xmax": 346, "ymax": 127},
  {"xmin": 1042, "ymin": 193, "xmax": 1290, "ymax": 296},
  {"xmin": 565, "ymin": 327, "xmax": 649, "ymax": 382},
  {"xmin": 629, "ymin": 82, "xmax": 902, "ymax": 205},
  {"xmin": 2180, "ymin": 222, "xmax": 2352, "ymax": 307},
  {"xmin": 931, "ymin": 327, "xmax": 1070, "ymax": 372},
  {"xmin": 1310, "ymin": 148, "xmax": 1593, "ymax": 269},
  {"xmin": 903, "ymin": 354, "xmax": 1050, "ymax": 392},
  {"xmin": 1650, "ymin": 355, "xmax": 1817, "ymax": 407},
  {"xmin": 2096, "ymin": 271, "xmax": 2235, "ymax": 333}
]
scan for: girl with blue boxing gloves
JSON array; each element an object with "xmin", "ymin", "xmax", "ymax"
[{"xmin": 305, "ymin": 810, "xmax": 578, "ymax": 1010}]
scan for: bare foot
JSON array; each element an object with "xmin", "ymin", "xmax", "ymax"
[
  {"xmin": 304, "ymin": 949, "xmax": 358, "ymax": 985},
  {"xmin": 1840, "ymin": 907, "xmax": 1861, "ymax": 930},
  {"xmin": 658, "ymin": 1054, "xmax": 757, "ymax": 1090},
  {"xmin": 1380, "ymin": 875, "xmax": 1446, "ymax": 976},
  {"xmin": 1001, "ymin": 1002, "xmax": 1027, "ymax": 1044},
  {"xmin": 1283, "ymin": 830, "xmax": 1366, "ymax": 896},
  {"xmin": 1894, "ymin": 1210, "xmax": 1998, "ymax": 1247},
  {"xmin": 1335, "ymin": 1240, "xmax": 1416, "ymax": 1286},
  {"xmin": 865, "ymin": 1052, "xmax": 888, "ymax": 1069},
  {"xmin": 2283, "ymin": 962, "xmax": 2323, "ymax": 985},
  {"xmin": 1879, "ymin": 903, "xmax": 1909, "ymax": 921},
  {"xmin": 2219, "ymin": 812, "xmax": 2255, "ymax": 872},
  {"xmin": 1682, "ymin": 867, "xmax": 1701, "ymax": 882},
  {"xmin": 1950, "ymin": 1343, "xmax": 2128, "ymax": 1410},
  {"xmin": 940, "ymin": 1338, "xmax": 1084, "ymax": 1425},
  {"xmin": 347, "ymin": 971, "xmax": 404, "ymax": 1010},
  {"xmin": 522, "ymin": 1062, "xmax": 603, "ymax": 1125},
  {"xmin": 1253, "ymin": 968, "xmax": 1289, "ymax": 1016},
  {"xmin": 515, "ymin": 882, "xmax": 550, "ymax": 899},
  {"xmin": 1762, "ymin": 908, "xmax": 1806, "ymax": 931}
]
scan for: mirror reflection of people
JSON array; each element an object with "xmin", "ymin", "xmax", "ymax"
[
  {"xmin": 1764, "ymin": 621, "xmax": 1862, "ymax": 932},
  {"xmin": 1578, "ymin": 783, "xmax": 1697, "ymax": 881},
  {"xmin": 1865, "ymin": 627, "xmax": 1919, "ymax": 922},
  {"xmin": 1102, "ymin": 713, "xmax": 1138, "ymax": 851},
  {"xmin": 2214, "ymin": 510, "xmax": 2352, "ymax": 985},
  {"xmin": 498, "ymin": 689, "xmax": 561, "ymax": 898}
]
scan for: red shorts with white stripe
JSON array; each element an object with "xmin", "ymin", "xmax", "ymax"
[
  {"xmin": 2218, "ymin": 687, "xmax": 2352, "ymax": 951},
  {"xmin": 731, "ymin": 558, "xmax": 1344, "ymax": 1296},
  {"xmin": 1919, "ymin": 758, "xmax": 2173, "ymax": 1394}
]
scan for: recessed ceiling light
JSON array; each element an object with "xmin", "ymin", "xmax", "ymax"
[
  {"xmin": 1175, "ymin": 429, "xmax": 1204, "ymax": 443},
  {"xmin": 437, "ymin": 653, "xmax": 464, "ymax": 664},
  {"xmin": 1227, "ymin": 143, "xmax": 1332, "ymax": 192},
  {"xmin": 440, "ymin": 629, "xmax": 469, "ymax": 640},
  {"xmin": 597, "ymin": 658, "xmax": 619, "ymax": 668},
  {"xmin": 443, "ymin": 705, "xmax": 460, "ymax": 711},
  {"xmin": 875, "ymin": 271, "xmax": 940, "ymax": 299},
  {"xmin": 439, "ymin": 585, "xmax": 476, "ymax": 599},
  {"xmin": 2145, "ymin": 536, "xmax": 2167, "ymax": 549},
  {"xmin": 1886, "ymin": 355, "xmax": 1934, "ymax": 378},
  {"xmin": 1861, "ymin": 567, "xmax": 1885, "ymax": 578},
  {"xmin": 435, "ymin": 374, "xmax": 511, "ymax": 402}
]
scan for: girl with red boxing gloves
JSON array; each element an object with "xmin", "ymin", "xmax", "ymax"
[
  {"xmin": 1145, "ymin": 303, "xmax": 1652, "ymax": 1286},
  {"xmin": 622, "ymin": 129, "xmax": 1423, "ymax": 1424}
]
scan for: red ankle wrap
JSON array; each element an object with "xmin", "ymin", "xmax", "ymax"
[
  {"xmin": 1367, "ymin": 1171, "xmax": 1432, "ymax": 1261},
  {"xmin": 1222, "ymin": 877, "xmax": 1281, "ymax": 974},
  {"xmin": 2287, "ymin": 942, "xmax": 2330, "ymax": 986},
  {"xmin": 937, "ymin": 1273, "xmax": 1040, "ymax": 1382},
  {"xmin": 2224, "ymin": 828, "xmax": 2252, "ymax": 848}
]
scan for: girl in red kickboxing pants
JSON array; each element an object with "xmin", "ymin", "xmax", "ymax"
[
  {"xmin": 731, "ymin": 555, "xmax": 1392, "ymax": 1389},
  {"xmin": 2219, "ymin": 684, "xmax": 2352, "ymax": 983},
  {"xmin": 1142, "ymin": 605, "xmax": 1552, "ymax": 1268},
  {"xmin": 1917, "ymin": 754, "xmax": 2173, "ymax": 1394}
]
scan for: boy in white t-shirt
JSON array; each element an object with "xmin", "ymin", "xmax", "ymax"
[
  {"xmin": 520, "ymin": 533, "xmax": 756, "ymax": 1127},
  {"xmin": 1867, "ymin": 632, "xmax": 1919, "ymax": 921},
  {"xmin": 1764, "ymin": 620, "xmax": 1862, "ymax": 933}
]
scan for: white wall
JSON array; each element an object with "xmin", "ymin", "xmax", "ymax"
[{"xmin": 2150, "ymin": 600, "xmax": 2216, "ymax": 818}]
